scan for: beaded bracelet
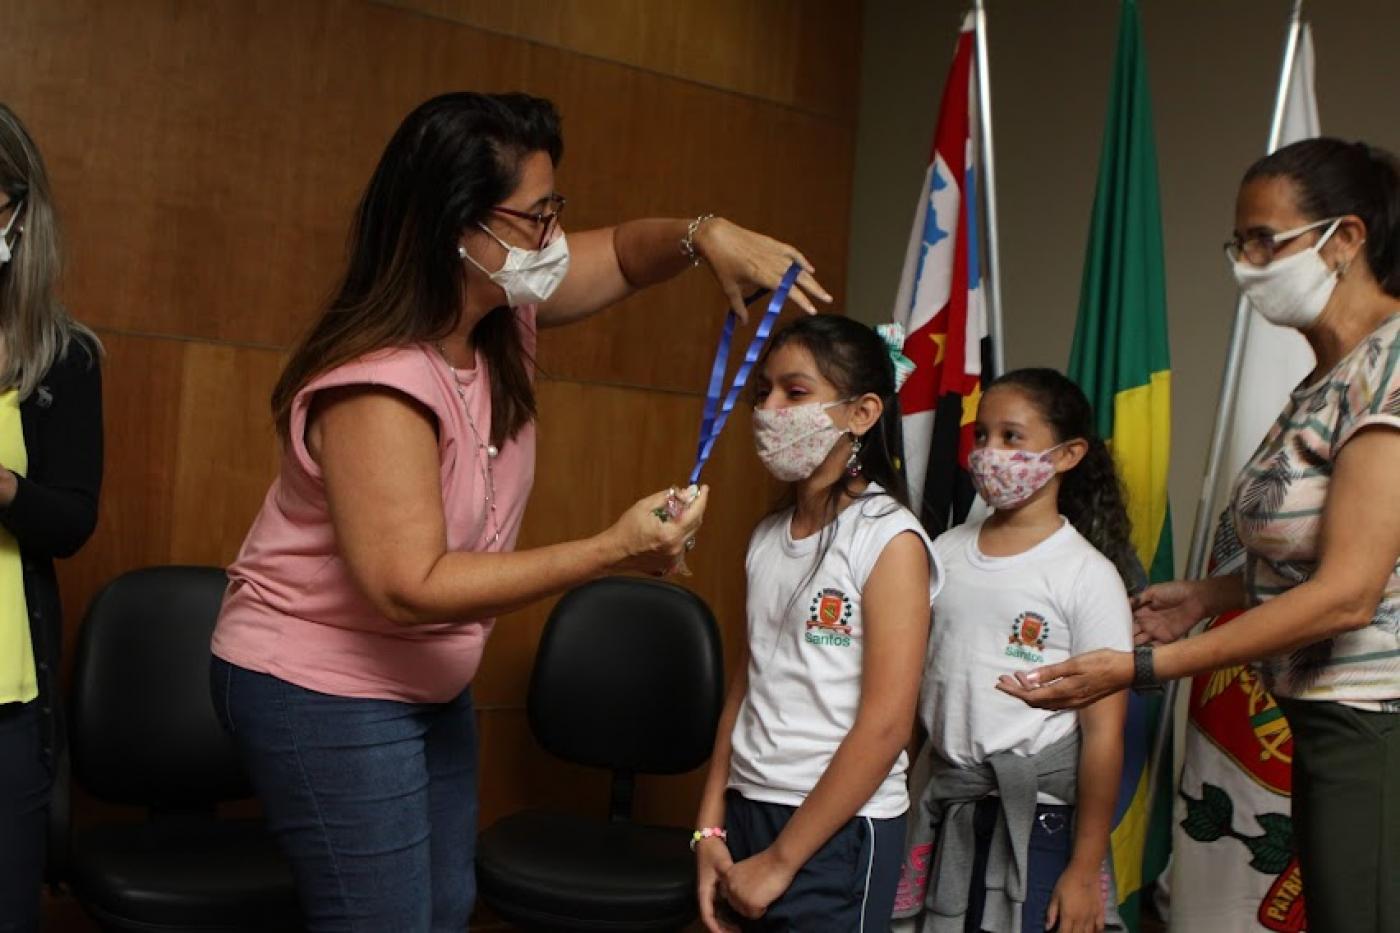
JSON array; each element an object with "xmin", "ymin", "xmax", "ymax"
[
  {"xmin": 681, "ymin": 213, "xmax": 715, "ymax": 266},
  {"xmin": 690, "ymin": 826, "xmax": 727, "ymax": 852}
]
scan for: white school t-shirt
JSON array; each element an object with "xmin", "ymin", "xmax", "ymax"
[
  {"xmin": 728, "ymin": 486, "xmax": 942, "ymax": 819},
  {"xmin": 920, "ymin": 518, "xmax": 1132, "ymax": 795}
]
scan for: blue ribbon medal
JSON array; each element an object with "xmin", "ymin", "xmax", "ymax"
[
  {"xmin": 652, "ymin": 261, "xmax": 802, "ymax": 576},
  {"xmin": 688, "ymin": 261, "xmax": 804, "ymax": 486}
]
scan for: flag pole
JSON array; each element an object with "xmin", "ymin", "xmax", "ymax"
[
  {"xmin": 973, "ymin": 0, "xmax": 1006, "ymax": 377},
  {"xmin": 1143, "ymin": 0, "xmax": 1305, "ymax": 859},
  {"xmin": 1183, "ymin": 0, "xmax": 1304, "ymax": 584}
]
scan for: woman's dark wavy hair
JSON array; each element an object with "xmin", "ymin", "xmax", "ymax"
[
  {"xmin": 272, "ymin": 92, "xmax": 562, "ymax": 447},
  {"xmin": 1244, "ymin": 137, "xmax": 1400, "ymax": 297},
  {"xmin": 753, "ymin": 315, "xmax": 912, "ymax": 598},
  {"xmin": 988, "ymin": 368, "xmax": 1142, "ymax": 592}
]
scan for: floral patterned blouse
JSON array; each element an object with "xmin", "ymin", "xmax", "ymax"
[{"xmin": 1230, "ymin": 313, "xmax": 1400, "ymax": 710}]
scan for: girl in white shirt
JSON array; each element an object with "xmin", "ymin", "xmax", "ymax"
[
  {"xmin": 693, "ymin": 315, "xmax": 940, "ymax": 932},
  {"xmin": 903, "ymin": 368, "xmax": 1133, "ymax": 933}
]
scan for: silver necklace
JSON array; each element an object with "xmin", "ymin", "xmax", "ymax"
[{"xmin": 435, "ymin": 341, "xmax": 502, "ymax": 546}]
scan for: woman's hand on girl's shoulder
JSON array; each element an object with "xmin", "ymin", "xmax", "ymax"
[
  {"xmin": 695, "ymin": 837, "xmax": 740, "ymax": 933},
  {"xmin": 1131, "ymin": 579, "xmax": 1205, "ymax": 645},
  {"xmin": 1046, "ymin": 863, "xmax": 1107, "ymax": 933}
]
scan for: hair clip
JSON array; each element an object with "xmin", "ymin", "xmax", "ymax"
[{"xmin": 875, "ymin": 322, "xmax": 917, "ymax": 392}]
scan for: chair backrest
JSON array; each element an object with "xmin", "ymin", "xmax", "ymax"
[
  {"xmin": 69, "ymin": 565, "xmax": 251, "ymax": 807},
  {"xmin": 528, "ymin": 577, "xmax": 724, "ymax": 776}
]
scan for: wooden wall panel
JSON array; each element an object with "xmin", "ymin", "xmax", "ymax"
[
  {"xmin": 55, "ymin": 333, "xmax": 183, "ymax": 630},
  {"xmin": 4, "ymin": 0, "xmax": 852, "ymax": 394},
  {"xmin": 57, "ymin": 332, "xmax": 284, "ymax": 656},
  {"xmin": 167, "ymin": 343, "xmax": 286, "ymax": 562},
  {"xmin": 381, "ymin": 0, "xmax": 862, "ymax": 120}
]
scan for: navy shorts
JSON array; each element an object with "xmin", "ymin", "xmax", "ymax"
[{"xmin": 722, "ymin": 790, "xmax": 906, "ymax": 932}]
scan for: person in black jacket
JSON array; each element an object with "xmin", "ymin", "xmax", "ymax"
[{"xmin": 0, "ymin": 104, "xmax": 102, "ymax": 933}]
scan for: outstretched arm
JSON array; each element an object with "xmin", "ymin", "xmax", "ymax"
[{"xmin": 536, "ymin": 217, "xmax": 831, "ymax": 327}]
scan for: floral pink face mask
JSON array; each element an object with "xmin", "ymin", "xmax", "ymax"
[
  {"xmin": 967, "ymin": 443, "xmax": 1066, "ymax": 509},
  {"xmin": 752, "ymin": 399, "xmax": 852, "ymax": 482}
]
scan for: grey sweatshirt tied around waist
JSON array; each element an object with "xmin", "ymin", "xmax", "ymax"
[{"xmin": 895, "ymin": 728, "xmax": 1124, "ymax": 932}]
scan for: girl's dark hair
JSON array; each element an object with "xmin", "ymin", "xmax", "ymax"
[
  {"xmin": 758, "ymin": 314, "xmax": 910, "ymax": 508},
  {"xmin": 272, "ymin": 92, "xmax": 563, "ymax": 446},
  {"xmin": 987, "ymin": 368, "xmax": 1141, "ymax": 591},
  {"xmin": 754, "ymin": 315, "xmax": 912, "ymax": 599},
  {"xmin": 1243, "ymin": 137, "xmax": 1400, "ymax": 297}
]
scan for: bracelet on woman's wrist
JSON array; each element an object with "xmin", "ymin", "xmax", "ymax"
[{"xmin": 680, "ymin": 213, "xmax": 715, "ymax": 267}]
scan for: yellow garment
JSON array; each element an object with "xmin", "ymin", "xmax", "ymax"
[{"xmin": 0, "ymin": 388, "xmax": 34, "ymax": 704}]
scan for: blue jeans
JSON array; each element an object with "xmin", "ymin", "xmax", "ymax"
[
  {"xmin": 211, "ymin": 658, "xmax": 478, "ymax": 933},
  {"xmin": 964, "ymin": 799, "xmax": 1073, "ymax": 933},
  {"xmin": 0, "ymin": 701, "xmax": 48, "ymax": 933}
]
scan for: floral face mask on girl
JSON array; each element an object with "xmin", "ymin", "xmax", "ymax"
[
  {"xmin": 967, "ymin": 443, "xmax": 1067, "ymax": 509},
  {"xmin": 752, "ymin": 398, "xmax": 853, "ymax": 482}
]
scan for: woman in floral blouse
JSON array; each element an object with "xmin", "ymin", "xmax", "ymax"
[{"xmin": 998, "ymin": 138, "xmax": 1400, "ymax": 932}]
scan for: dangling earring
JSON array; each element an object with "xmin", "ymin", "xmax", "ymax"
[{"xmin": 846, "ymin": 434, "xmax": 863, "ymax": 477}]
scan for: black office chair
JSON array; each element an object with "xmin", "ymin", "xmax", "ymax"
[
  {"xmin": 476, "ymin": 577, "xmax": 725, "ymax": 932},
  {"xmin": 62, "ymin": 566, "xmax": 300, "ymax": 932}
]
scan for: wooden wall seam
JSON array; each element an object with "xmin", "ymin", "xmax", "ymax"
[
  {"xmin": 369, "ymin": 0, "xmax": 855, "ymax": 125},
  {"xmin": 372, "ymin": 0, "xmax": 862, "ymax": 122}
]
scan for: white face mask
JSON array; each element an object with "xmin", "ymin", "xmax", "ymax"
[
  {"xmin": 462, "ymin": 224, "xmax": 570, "ymax": 308},
  {"xmin": 0, "ymin": 201, "xmax": 23, "ymax": 266},
  {"xmin": 1231, "ymin": 218, "xmax": 1342, "ymax": 330},
  {"xmin": 752, "ymin": 398, "xmax": 852, "ymax": 483}
]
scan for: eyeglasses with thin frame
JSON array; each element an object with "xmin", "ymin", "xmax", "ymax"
[
  {"xmin": 1224, "ymin": 216, "xmax": 1341, "ymax": 267},
  {"xmin": 491, "ymin": 194, "xmax": 567, "ymax": 249}
]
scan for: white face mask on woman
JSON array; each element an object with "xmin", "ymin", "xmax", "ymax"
[
  {"xmin": 1231, "ymin": 218, "xmax": 1342, "ymax": 330},
  {"xmin": 462, "ymin": 224, "xmax": 570, "ymax": 307}
]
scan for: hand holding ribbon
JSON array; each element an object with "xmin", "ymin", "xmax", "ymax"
[{"xmin": 689, "ymin": 218, "xmax": 832, "ymax": 321}]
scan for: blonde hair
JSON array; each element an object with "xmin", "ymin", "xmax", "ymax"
[{"xmin": 0, "ymin": 103, "xmax": 99, "ymax": 397}]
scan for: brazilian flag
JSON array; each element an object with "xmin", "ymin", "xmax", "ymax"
[{"xmin": 1066, "ymin": 1, "xmax": 1173, "ymax": 929}]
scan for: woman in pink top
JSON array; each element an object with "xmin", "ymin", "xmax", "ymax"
[{"xmin": 210, "ymin": 92, "xmax": 831, "ymax": 932}]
